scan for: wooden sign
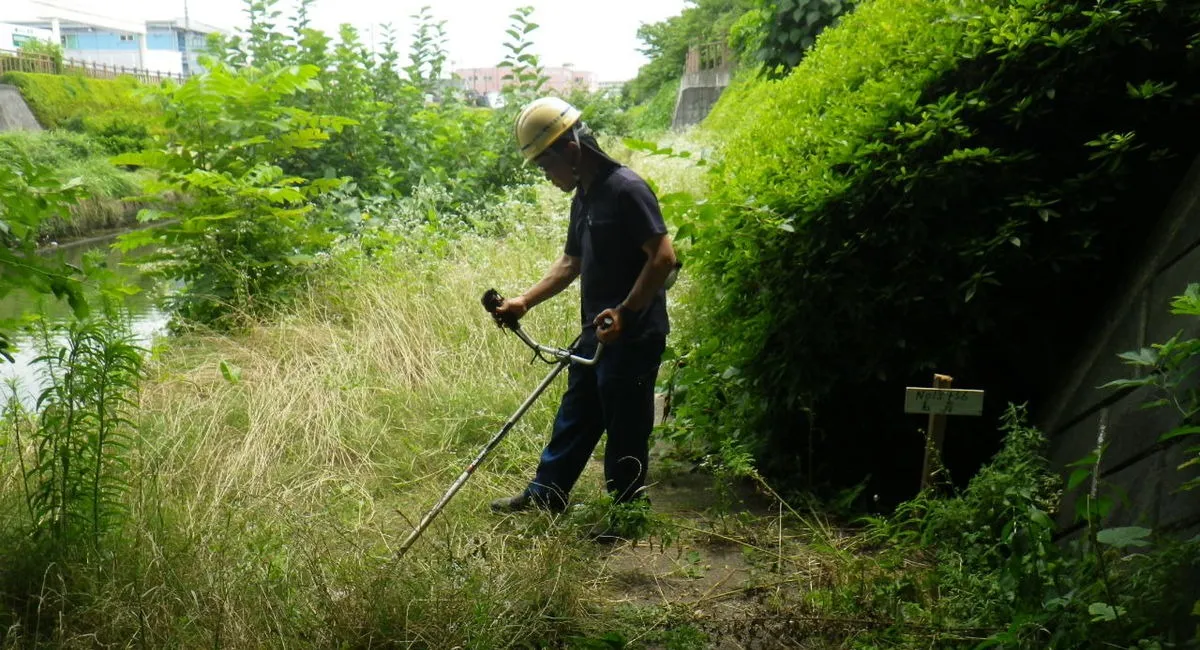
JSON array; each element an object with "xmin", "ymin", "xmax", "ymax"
[
  {"xmin": 908, "ymin": 375, "xmax": 986, "ymax": 492},
  {"xmin": 905, "ymin": 387, "xmax": 985, "ymax": 416}
]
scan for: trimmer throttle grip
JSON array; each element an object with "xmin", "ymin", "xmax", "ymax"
[{"xmin": 482, "ymin": 288, "xmax": 521, "ymax": 330}]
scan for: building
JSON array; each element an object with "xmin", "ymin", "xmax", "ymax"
[
  {"xmin": 145, "ymin": 19, "xmax": 222, "ymax": 77},
  {"xmin": 1, "ymin": 2, "xmax": 226, "ymax": 77},
  {"xmin": 454, "ymin": 65, "xmax": 597, "ymax": 96},
  {"xmin": 0, "ymin": 22, "xmax": 53, "ymax": 50},
  {"xmin": 596, "ymin": 80, "xmax": 626, "ymax": 97}
]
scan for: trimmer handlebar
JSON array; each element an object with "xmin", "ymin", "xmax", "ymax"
[
  {"xmin": 482, "ymin": 288, "xmax": 606, "ymax": 366},
  {"xmin": 481, "ymin": 288, "xmax": 520, "ymax": 330}
]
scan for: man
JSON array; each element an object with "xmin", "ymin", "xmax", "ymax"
[{"xmin": 490, "ymin": 97, "xmax": 678, "ymax": 521}]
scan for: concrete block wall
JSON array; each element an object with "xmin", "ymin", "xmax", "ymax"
[
  {"xmin": 1043, "ymin": 155, "xmax": 1200, "ymax": 538},
  {"xmin": 672, "ymin": 69, "xmax": 731, "ymax": 130},
  {"xmin": 0, "ymin": 84, "xmax": 40, "ymax": 131}
]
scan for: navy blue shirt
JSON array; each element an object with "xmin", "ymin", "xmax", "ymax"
[{"xmin": 565, "ymin": 164, "xmax": 670, "ymax": 342}]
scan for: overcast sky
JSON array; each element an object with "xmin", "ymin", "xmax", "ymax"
[{"xmin": 9, "ymin": 0, "xmax": 689, "ymax": 81}]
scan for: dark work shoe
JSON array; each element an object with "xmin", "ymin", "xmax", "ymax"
[{"xmin": 490, "ymin": 491, "xmax": 565, "ymax": 514}]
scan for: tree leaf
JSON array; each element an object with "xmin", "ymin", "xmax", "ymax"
[
  {"xmin": 1117, "ymin": 348, "xmax": 1158, "ymax": 366},
  {"xmin": 1088, "ymin": 602, "xmax": 1124, "ymax": 622},
  {"xmin": 1159, "ymin": 425, "xmax": 1200, "ymax": 442},
  {"xmin": 219, "ymin": 360, "xmax": 242, "ymax": 385},
  {"xmin": 1096, "ymin": 526, "xmax": 1152, "ymax": 549}
]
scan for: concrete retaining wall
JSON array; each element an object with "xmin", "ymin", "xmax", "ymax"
[
  {"xmin": 671, "ymin": 62, "xmax": 731, "ymax": 129},
  {"xmin": 0, "ymin": 84, "xmax": 41, "ymax": 131},
  {"xmin": 1042, "ymin": 155, "xmax": 1200, "ymax": 538}
]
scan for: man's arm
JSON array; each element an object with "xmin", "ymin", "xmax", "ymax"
[
  {"xmin": 621, "ymin": 234, "xmax": 677, "ymax": 313},
  {"xmin": 593, "ymin": 234, "xmax": 677, "ymax": 343},
  {"xmin": 496, "ymin": 254, "xmax": 581, "ymax": 320}
]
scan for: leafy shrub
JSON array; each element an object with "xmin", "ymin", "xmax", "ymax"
[
  {"xmin": 0, "ymin": 146, "xmax": 90, "ymax": 352},
  {"xmin": 0, "ymin": 315, "xmax": 143, "ymax": 639},
  {"xmin": 0, "ymin": 131, "xmax": 142, "ymax": 200},
  {"xmin": 204, "ymin": 2, "xmax": 536, "ymax": 215},
  {"xmin": 633, "ymin": 77, "xmax": 681, "ymax": 134},
  {"xmin": 734, "ymin": 0, "xmax": 858, "ymax": 75},
  {"xmin": 0, "ymin": 130, "xmax": 100, "ymax": 165},
  {"xmin": 623, "ymin": 0, "xmax": 753, "ymax": 107},
  {"xmin": 672, "ymin": 0, "xmax": 1200, "ymax": 492},
  {"xmin": 16, "ymin": 40, "xmax": 64, "ymax": 73},
  {"xmin": 62, "ymin": 114, "xmax": 152, "ymax": 155},
  {"xmin": 1105, "ymin": 284, "xmax": 1200, "ymax": 493},
  {"xmin": 11, "ymin": 317, "xmax": 142, "ymax": 547},
  {"xmin": 0, "ymin": 72, "xmax": 160, "ymax": 135},
  {"xmin": 115, "ymin": 64, "xmax": 351, "ymax": 328},
  {"xmin": 848, "ymin": 406, "xmax": 1200, "ymax": 648},
  {"xmin": 563, "ymin": 88, "xmax": 634, "ymax": 137}
]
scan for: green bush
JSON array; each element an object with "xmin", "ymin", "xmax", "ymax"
[
  {"xmin": 672, "ymin": 0, "xmax": 1200, "ymax": 490},
  {"xmin": 0, "ymin": 72, "xmax": 161, "ymax": 135},
  {"xmin": 114, "ymin": 63, "xmax": 352, "ymax": 328},
  {"xmin": 204, "ymin": 3, "xmax": 537, "ymax": 214},
  {"xmin": 634, "ymin": 77, "xmax": 681, "ymax": 134},
  {"xmin": 736, "ymin": 0, "xmax": 859, "ymax": 75},
  {"xmin": 563, "ymin": 88, "xmax": 634, "ymax": 137},
  {"xmin": 0, "ymin": 131, "xmax": 141, "ymax": 199},
  {"xmin": 61, "ymin": 114, "xmax": 153, "ymax": 155},
  {"xmin": 623, "ymin": 0, "xmax": 753, "ymax": 106},
  {"xmin": 846, "ymin": 406, "xmax": 1200, "ymax": 648}
]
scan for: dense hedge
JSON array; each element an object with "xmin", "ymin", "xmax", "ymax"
[{"xmin": 675, "ymin": 0, "xmax": 1200, "ymax": 498}]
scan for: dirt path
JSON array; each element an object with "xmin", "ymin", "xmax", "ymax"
[{"xmin": 577, "ymin": 440, "xmax": 856, "ymax": 649}]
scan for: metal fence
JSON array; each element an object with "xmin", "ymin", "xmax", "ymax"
[
  {"xmin": 0, "ymin": 49, "xmax": 184, "ymax": 85},
  {"xmin": 684, "ymin": 42, "xmax": 733, "ymax": 75}
]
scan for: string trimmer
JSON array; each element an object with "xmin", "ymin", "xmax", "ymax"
[{"xmin": 393, "ymin": 289, "xmax": 609, "ymax": 559}]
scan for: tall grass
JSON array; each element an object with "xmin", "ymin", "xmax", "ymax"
[
  {"xmin": 0, "ymin": 184, "xmax": 609, "ymax": 647},
  {"xmin": 0, "ymin": 139, "xmax": 715, "ymax": 647},
  {"xmin": 0, "ymin": 131, "xmax": 145, "ymax": 243}
]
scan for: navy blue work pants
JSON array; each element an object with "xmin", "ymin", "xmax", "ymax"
[{"xmin": 526, "ymin": 335, "xmax": 666, "ymax": 509}]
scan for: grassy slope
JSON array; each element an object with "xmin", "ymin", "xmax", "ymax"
[{"xmin": 0, "ymin": 72, "xmax": 159, "ymax": 131}]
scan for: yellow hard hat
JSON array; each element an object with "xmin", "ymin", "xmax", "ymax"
[{"xmin": 514, "ymin": 97, "xmax": 582, "ymax": 161}]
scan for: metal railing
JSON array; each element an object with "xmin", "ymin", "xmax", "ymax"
[
  {"xmin": 684, "ymin": 42, "xmax": 733, "ymax": 75},
  {"xmin": 0, "ymin": 49, "xmax": 184, "ymax": 85}
]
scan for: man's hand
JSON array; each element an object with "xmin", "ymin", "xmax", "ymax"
[
  {"xmin": 594, "ymin": 306, "xmax": 623, "ymax": 344},
  {"xmin": 494, "ymin": 295, "xmax": 529, "ymax": 326}
]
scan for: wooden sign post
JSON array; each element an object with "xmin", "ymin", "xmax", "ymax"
[{"xmin": 905, "ymin": 374, "xmax": 985, "ymax": 491}]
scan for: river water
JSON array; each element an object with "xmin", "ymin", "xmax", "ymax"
[{"xmin": 0, "ymin": 233, "xmax": 169, "ymax": 406}]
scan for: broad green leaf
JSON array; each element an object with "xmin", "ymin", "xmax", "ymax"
[
  {"xmin": 137, "ymin": 209, "xmax": 171, "ymax": 223},
  {"xmin": 1088, "ymin": 602, "xmax": 1125, "ymax": 622},
  {"xmin": 219, "ymin": 360, "xmax": 242, "ymax": 384},
  {"xmin": 623, "ymin": 138, "xmax": 660, "ymax": 153},
  {"xmin": 1028, "ymin": 507, "xmax": 1053, "ymax": 529},
  {"xmin": 1096, "ymin": 526, "xmax": 1152, "ymax": 549},
  {"xmin": 1067, "ymin": 449, "xmax": 1104, "ymax": 468},
  {"xmin": 1099, "ymin": 377, "xmax": 1150, "ymax": 390}
]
